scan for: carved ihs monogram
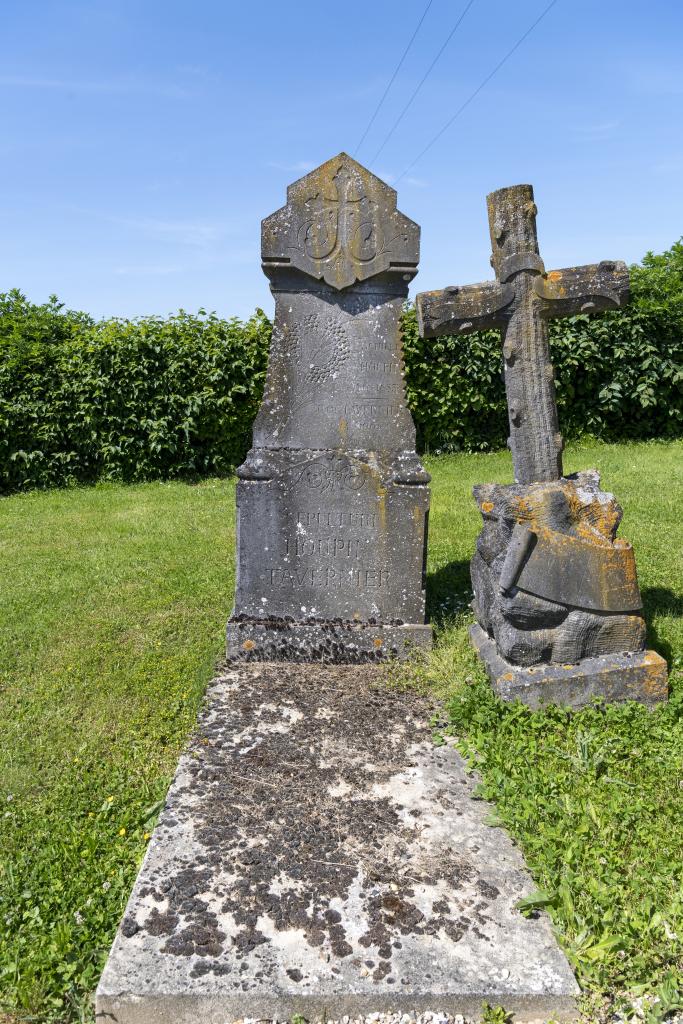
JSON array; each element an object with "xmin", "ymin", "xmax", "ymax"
[{"xmin": 293, "ymin": 163, "xmax": 382, "ymax": 285}]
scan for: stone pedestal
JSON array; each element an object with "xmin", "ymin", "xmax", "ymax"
[
  {"xmin": 228, "ymin": 154, "xmax": 431, "ymax": 661},
  {"xmin": 471, "ymin": 624, "xmax": 668, "ymax": 710}
]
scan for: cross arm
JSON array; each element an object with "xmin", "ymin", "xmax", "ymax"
[
  {"xmin": 534, "ymin": 260, "xmax": 630, "ymax": 319},
  {"xmin": 416, "ymin": 279, "xmax": 515, "ymax": 338}
]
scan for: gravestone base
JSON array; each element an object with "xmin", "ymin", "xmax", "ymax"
[
  {"xmin": 471, "ymin": 623, "xmax": 668, "ymax": 709},
  {"xmin": 227, "ymin": 619, "xmax": 432, "ymax": 662},
  {"xmin": 96, "ymin": 663, "xmax": 579, "ymax": 1023}
]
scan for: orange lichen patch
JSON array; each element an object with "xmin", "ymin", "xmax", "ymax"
[
  {"xmin": 574, "ymin": 522, "xmax": 612, "ymax": 546},
  {"xmin": 242, "ymin": 639, "xmax": 256, "ymax": 651},
  {"xmin": 373, "ymin": 638, "xmax": 383, "ymax": 648},
  {"xmin": 377, "ymin": 489, "xmax": 387, "ymax": 534},
  {"xmin": 501, "ymin": 672, "xmax": 514, "ymax": 681},
  {"xmin": 505, "ymin": 480, "xmax": 620, "ymax": 546},
  {"xmin": 547, "ymin": 270, "xmax": 562, "ymax": 282},
  {"xmin": 481, "ymin": 501, "xmax": 495, "ymax": 514},
  {"xmin": 641, "ymin": 653, "xmax": 669, "ymax": 698},
  {"xmin": 511, "ymin": 494, "xmax": 535, "ymax": 523},
  {"xmin": 623, "ymin": 550, "xmax": 639, "ymax": 588}
]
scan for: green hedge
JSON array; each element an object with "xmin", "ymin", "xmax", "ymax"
[
  {"xmin": 1, "ymin": 241, "xmax": 682, "ymax": 493},
  {"xmin": 0, "ymin": 297, "xmax": 270, "ymax": 493}
]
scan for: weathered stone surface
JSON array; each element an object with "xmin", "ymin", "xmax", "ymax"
[
  {"xmin": 471, "ymin": 624, "xmax": 669, "ymax": 710},
  {"xmin": 416, "ymin": 184, "xmax": 629, "ymax": 486},
  {"xmin": 96, "ymin": 664, "xmax": 579, "ymax": 1022},
  {"xmin": 228, "ymin": 154, "xmax": 431, "ymax": 661},
  {"xmin": 470, "ymin": 470, "xmax": 648, "ymax": 668},
  {"xmin": 416, "ymin": 183, "xmax": 666, "ymax": 706},
  {"xmin": 227, "ymin": 620, "xmax": 432, "ymax": 663}
]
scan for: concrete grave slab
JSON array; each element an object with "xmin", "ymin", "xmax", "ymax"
[{"xmin": 96, "ymin": 664, "xmax": 579, "ymax": 1023}]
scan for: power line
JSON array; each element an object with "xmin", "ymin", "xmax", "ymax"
[
  {"xmin": 353, "ymin": 0, "xmax": 434, "ymax": 159},
  {"xmin": 396, "ymin": 0, "xmax": 560, "ymax": 184},
  {"xmin": 368, "ymin": 0, "xmax": 477, "ymax": 168}
]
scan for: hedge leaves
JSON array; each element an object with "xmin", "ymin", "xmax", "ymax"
[{"xmin": 1, "ymin": 240, "xmax": 681, "ymax": 493}]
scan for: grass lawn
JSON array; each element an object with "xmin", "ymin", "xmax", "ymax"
[{"xmin": 1, "ymin": 439, "xmax": 682, "ymax": 1023}]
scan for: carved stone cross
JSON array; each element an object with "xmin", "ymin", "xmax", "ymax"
[{"xmin": 416, "ymin": 184, "xmax": 630, "ymax": 484}]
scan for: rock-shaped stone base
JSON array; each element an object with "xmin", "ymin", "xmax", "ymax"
[
  {"xmin": 96, "ymin": 663, "xmax": 579, "ymax": 1023},
  {"xmin": 471, "ymin": 470, "xmax": 648, "ymax": 668},
  {"xmin": 471, "ymin": 623, "xmax": 668, "ymax": 709}
]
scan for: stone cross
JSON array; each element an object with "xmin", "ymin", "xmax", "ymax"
[
  {"xmin": 227, "ymin": 153, "xmax": 432, "ymax": 661},
  {"xmin": 416, "ymin": 184, "xmax": 630, "ymax": 484}
]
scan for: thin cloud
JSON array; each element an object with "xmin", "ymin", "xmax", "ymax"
[
  {"xmin": 114, "ymin": 265, "xmax": 182, "ymax": 276},
  {"xmin": 651, "ymin": 156, "xmax": 683, "ymax": 175},
  {"xmin": 175, "ymin": 64, "xmax": 222, "ymax": 85},
  {"xmin": 376, "ymin": 169, "xmax": 428, "ymax": 188},
  {"xmin": 267, "ymin": 160, "xmax": 316, "ymax": 174},
  {"xmin": 123, "ymin": 218, "xmax": 225, "ymax": 247},
  {"xmin": 571, "ymin": 120, "xmax": 621, "ymax": 140},
  {"xmin": 626, "ymin": 64, "xmax": 683, "ymax": 97},
  {"xmin": 90, "ymin": 213, "xmax": 228, "ymax": 247},
  {"xmin": 62, "ymin": 205, "xmax": 241, "ymax": 248},
  {"xmin": 0, "ymin": 74, "xmax": 191, "ymax": 99},
  {"xmin": 402, "ymin": 175, "xmax": 428, "ymax": 188}
]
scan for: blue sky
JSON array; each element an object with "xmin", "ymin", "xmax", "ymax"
[{"xmin": 1, "ymin": 0, "xmax": 682, "ymax": 321}]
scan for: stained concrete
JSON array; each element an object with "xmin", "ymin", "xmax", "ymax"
[{"xmin": 96, "ymin": 663, "xmax": 579, "ymax": 1023}]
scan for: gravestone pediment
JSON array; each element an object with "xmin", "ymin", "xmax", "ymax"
[{"xmin": 262, "ymin": 152, "xmax": 419, "ymax": 289}]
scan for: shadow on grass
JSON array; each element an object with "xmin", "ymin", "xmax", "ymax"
[
  {"xmin": 642, "ymin": 586, "xmax": 683, "ymax": 667},
  {"xmin": 426, "ymin": 559, "xmax": 472, "ymax": 630}
]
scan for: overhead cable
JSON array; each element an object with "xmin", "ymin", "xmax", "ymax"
[
  {"xmin": 396, "ymin": 0, "xmax": 560, "ymax": 184},
  {"xmin": 368, "ymin": 0, "xmax": 477, "ymax": 168},
  {"xmin": 353, "ymin": 0, "xmax": 434, "ymax": 158}
]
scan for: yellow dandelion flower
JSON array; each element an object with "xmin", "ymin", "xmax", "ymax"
[{"xmin": 119, "ymin": 827, "xmax": 126, "ymax": 836}]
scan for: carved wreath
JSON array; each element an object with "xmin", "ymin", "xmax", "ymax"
[{"xmin": 291, "ymin": 312, "xmax": 350, "ymax": 386}]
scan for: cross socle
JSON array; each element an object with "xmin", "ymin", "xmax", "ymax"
[{"xmin": 416, "ymin": 184, "xmax": 630, "ymax": 484}]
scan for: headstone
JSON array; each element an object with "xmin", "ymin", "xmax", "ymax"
[
  {"xmin": 96, "ymin": 664, "xmax": 580, "ymax": 1022},
  {"xmin": 227, "ymin": 153, "xmax": 431, "ymax": 662},
  {"xmin": 416, "ymin": 184, "xmax": 667, "ymax": 708}
]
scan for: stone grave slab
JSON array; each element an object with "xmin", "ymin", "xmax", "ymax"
[
  {"xmin": 96, "ymin": 664, "xmax": 579, "ymax": 1022},
  {"xmin": 227, "ymin": 153, "xmax": 431, "ymax": 662}
]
